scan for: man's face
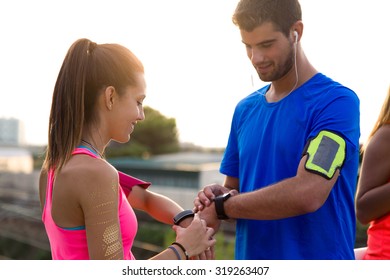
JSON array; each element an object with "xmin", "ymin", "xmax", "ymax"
[{"xmin": 240, "ymin": 22, "xmax": 295, "ymax": 82}]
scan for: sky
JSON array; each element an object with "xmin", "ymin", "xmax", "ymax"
[{"xmin": 0, "ymin": 0, "xmax": 389, "ymax": 148}]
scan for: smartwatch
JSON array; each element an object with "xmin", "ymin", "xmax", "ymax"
[
  {"xmin": 173, "ymin": 210, "xmax": 194, "ymax": 225},
  {"xmin": 214, "ymin": 192, "xmax": 231, "ymax": 220}
]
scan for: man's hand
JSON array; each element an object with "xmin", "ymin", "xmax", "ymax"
[
  {"xmin": 191, "ymin": 245, "xmax": 215, "ymax": 260},
  {"xmin": 199, "ymin": 201, "xmax": 221, "ymax": 233},
  {"xmin": 194, "ymin": 184, "xmax": 228, "ymax": 212},
  {"xmin": 194, "ymin": 184, "xmax": 238, "ymax": 212}
]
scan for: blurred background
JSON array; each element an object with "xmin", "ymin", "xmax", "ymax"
[{"xmin": 1, "ymin": 0, "xmax": 388, "ymax": 259}]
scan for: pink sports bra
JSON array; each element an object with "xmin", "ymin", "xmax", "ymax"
[{"xmin": 41, "ymin": 147, "xmax": 150, "ymax": 259}]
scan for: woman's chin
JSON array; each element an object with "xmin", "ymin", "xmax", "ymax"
[{"xmin": 112, "ymin": 135, "xmax": 131, "ymax": 144}]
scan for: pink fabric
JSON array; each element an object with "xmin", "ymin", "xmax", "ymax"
[
  {"xmin": 42, "ymin": 148, "xmax": 145, "ymax": 260},
  {"xmin": 118, "ymin": 171, "xmax": 151, "ymax": 196},
  {"xmin": 363, "ymin": 179, "xmax": 390, "ymax": 260},
  {"xmin": 364, "ymin": 214, "xmax": 390, "ymax": 259}
]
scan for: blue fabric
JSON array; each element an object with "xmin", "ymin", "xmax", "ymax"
[
  {"xmin": 77, "ymin": 145, "xmax": 99, "ymax": 157},
  {"xmin": 220, "ymin": 73, "xmax": 360, "ymax": 259},
  {"xmin": 60, "ymin": 225, "xmax": 86, "ymax": 231}
]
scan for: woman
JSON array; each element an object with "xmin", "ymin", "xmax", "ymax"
[
  {"xmin": 39, "ymin": 38, "xmax": 215, "ymax": 260},
  {"xmin": 356, "ymin": 87, "xmax": 390, "ymax": 259}
]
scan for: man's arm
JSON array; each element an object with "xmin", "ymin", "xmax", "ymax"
[
  {"xmin": 198, "ymin": 155, "xmax": 338, "ymax": 221},
  {"xmin": 221, "ymin": 155, "xmax": 338, "ymax": 220}
]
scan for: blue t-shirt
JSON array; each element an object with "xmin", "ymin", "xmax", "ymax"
[{"xmin": 220, "ymin": 73, "xmax": 360, "ymax": 259}]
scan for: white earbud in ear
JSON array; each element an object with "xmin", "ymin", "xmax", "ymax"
[{"xmin": 293, "ymin": 31, "xmax": 298, "ymax": 43}]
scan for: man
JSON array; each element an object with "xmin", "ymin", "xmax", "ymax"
[{"xmin": 195, "ymin": 0, "xmax": 360, "ymax": 259}]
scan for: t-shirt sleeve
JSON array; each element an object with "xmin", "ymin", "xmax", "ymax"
[
  {"xmin": 307, "ymin": 86, "xmax": 360, "ymax": 163},
  {"xmin": 220, "ymin": 108, "xmax": 240, "ymax": 178}
]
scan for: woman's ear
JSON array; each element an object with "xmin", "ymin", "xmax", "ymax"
[{"xmin": 103, "ymin": 86, "xmax": 116, "ymax": 110}]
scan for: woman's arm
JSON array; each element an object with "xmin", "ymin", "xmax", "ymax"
[
  {"xmin": 356, "ymin": 125, "xmax": 390, "ymax": 224},
  {"xmin": 128, "ymin": 186, "xmax": 215, "ymax": 259},
  {"xmin": 79, "ymin": 162, "xmax": 125, "ymax": 259},
  {"xmin": 128, "ymin": 186, "xmax": 188, "ymax": 225}
]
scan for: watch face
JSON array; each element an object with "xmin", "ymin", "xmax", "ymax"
[{"xmin": 223, "ymin": 192, "xmax": 231, "ymax": 200}]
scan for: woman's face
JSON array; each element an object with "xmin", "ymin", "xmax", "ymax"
[{"xmin": 109, "ymin": 73, "xmax": 146, "ymax": 143}]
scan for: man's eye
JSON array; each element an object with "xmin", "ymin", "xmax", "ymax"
[{"xmin": 261, "ymin": 43, "xmax": 272, "ymax": 48}]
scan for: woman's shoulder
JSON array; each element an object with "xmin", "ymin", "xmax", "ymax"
[
  {"xmin": 372, "ymin": 124, "xmax": 390, "ymax": 141},
  {"xmin": 367, "ymin": 124, "xmax": 390, "ymax": 154},
  {"xmin": 58, "ymin": 156, "xmax": 119, "ymax": 194}
]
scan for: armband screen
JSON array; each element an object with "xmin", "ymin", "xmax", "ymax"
[{"xmin": 303, "ymin": 130, "xmax": 346, "ymax": 180}]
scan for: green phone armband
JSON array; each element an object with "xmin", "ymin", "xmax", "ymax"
[{"xmin": 303, "ymin": 130, "xmax": 346, "ymax": 180}]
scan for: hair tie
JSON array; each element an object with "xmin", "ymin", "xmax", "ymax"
[
  {"xmin": 168, "ymin": 245, "xmax": 181, "ymax": 260},
  {"xmin": 172, "ymin": 242, "xmax": 189, "ymax": 260}
]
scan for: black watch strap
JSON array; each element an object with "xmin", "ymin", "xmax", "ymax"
[
  {"xmin": 214, "ymin": 193, "xmax": 231, "ymax": 220},
  {"xmin": 173, "ymin": 210, "xmax": 194, "ymax": 225}
]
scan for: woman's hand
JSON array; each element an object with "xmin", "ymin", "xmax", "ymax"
[{"xmin": 173, "ymin": 214, "xmax": 216, "ymax": 257}]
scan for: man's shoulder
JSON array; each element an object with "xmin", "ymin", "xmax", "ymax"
[
  {"xmin": 314, "ymin": 73, "xmax": 357, "ymax": 97},
  {"xmin": 303, "ymin": 73, "xmax": 359, "ymax": 105}
]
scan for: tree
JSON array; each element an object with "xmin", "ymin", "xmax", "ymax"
[{"xmin": 106, "ymin": 106, "xmax": 179, "ymax": 158}]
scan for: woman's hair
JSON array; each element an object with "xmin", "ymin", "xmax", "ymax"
[
  {"xmin": 232, "ymin": 0, "xmax": 302, "ymax": 36},
  {"xmin": 362, "ymin": 86, "xmax": 390, "ymax": 151},
  {"xmin": 43, "ymin": 38, "xmax": 144, "ymax": 172}
]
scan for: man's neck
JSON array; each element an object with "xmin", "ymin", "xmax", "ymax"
[{"xmin": 266, "ymin": 55, "xmax": 317, "ymax": 103}]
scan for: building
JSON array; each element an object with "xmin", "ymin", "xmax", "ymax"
[
  {"xmin": 0, "ymin": 117, "xmax": 25, "ymax": 146},
  {"xmin": 109, "ymin": 152, "xmax": 225, "ymax": 209},
  {"xmin": 0, "ymin": 147, "xmax": 33, "ymax": 173}
]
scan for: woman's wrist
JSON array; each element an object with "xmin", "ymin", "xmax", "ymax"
[
  {"xmin": 168, "ymin": 245, "xmax": 182, "ymax": 260},
  {"xmin": 171, "ymin": 242, "xmax": 189, "ymax": 260},
  {"xmin": 173, "ymin": 210, "xmax": 194, "ymax": 226}
]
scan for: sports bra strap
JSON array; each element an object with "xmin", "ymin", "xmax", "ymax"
[{"xmin": 72, "ymin": 147, "xmax": 100, "ymax": 158}]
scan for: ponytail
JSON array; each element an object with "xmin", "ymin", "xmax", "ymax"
[{"xmin": 44, "ymin": 38, "xmax": 93, "ymax": 173}]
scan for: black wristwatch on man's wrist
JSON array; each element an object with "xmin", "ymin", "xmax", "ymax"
[
  {"xmin": 214, "ymin": 192, "xmax": 231, "ymax": 220},
  {"xmin": 173, "ymin": 210, "xmax": 194, "ymax": 225}
]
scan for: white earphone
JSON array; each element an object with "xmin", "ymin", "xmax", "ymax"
[{"xmin": 293, "ymin": 31, "xmax": 298, "ymax": 43}]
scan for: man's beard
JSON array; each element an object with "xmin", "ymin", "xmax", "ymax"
[{"xmin": 256, "ymin": 46, "xmax": 295, "ymax": 82}]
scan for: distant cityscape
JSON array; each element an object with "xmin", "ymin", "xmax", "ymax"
[
  {"xmin": 0, "ymin": 117, "xmax": 25, "ymax": 146},
  {"xmin": 0, "ymin": 117, "xmax": 34, "ymax": 173}
]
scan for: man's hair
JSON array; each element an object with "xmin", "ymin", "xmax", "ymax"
[{"xmin": 232, "ymin": 0, "xmax": 302, "ymax": 36}]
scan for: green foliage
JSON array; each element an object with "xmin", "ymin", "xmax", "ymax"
[
  {"xmin": 0, "ymin": 237, "xmax": 51, "ymax": 260},
  {"xmin": 134, "ymin": 106, "xmax": 179, "ymax": 155},
  {"xmin": 106, "ymin": 106, "xmax": 179, "ymax": 158},
  {"xmin": 136, "ymin": 222, "xmax": 171, "ymax": 246},
  {"xmin": 355, "ymin": 221, "xmax": 368, "ymax": 248},
  {"xmin": 213, "ymin": 231, "xmax": 235, "ymax": 260},
  {"xmin": 106, "ymin": 141, "xmax": 149, "ymax": 158}
]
